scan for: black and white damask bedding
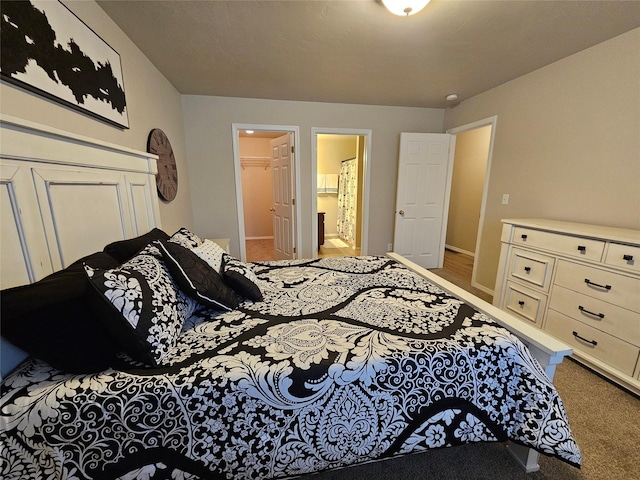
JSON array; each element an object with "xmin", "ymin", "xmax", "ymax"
[{"xmin": 1, "ymin": 255, "xmax": 581, "ymax": 480}]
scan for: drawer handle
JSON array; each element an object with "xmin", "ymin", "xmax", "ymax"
[
  {"xmin": 577, "ymin": 245, "xmax": 586, "ymax": 253},
  {"xmin": 623, "ymin": 254, "xmax": 634, "ymax": 262},
  {"xmin": 578, "ymin": 305, "xmax": 605, "ymax": 319},
  {"xmin": 523, "ymin": 266, "xmax": 531, "ymax": 274},
  {"xmin": 572, "ymin": 331, "xmax": 598, "ymax": 346},
  {"xmin": 518, "ymin": 301, "xmax": 525, "ymax": 307},
  {"xmin": 521, "ymin": 234, "xmax": 528, "ymax": 241},
  {"xmin": 584, "ymin": 278, "xmax": 611, "ymax": 291}
]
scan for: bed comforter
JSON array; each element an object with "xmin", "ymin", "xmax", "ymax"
[{"xmin": 1, "ymin": 256, "xmax": 581, "ymax": 479}]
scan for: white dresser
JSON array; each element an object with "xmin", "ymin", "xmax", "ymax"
[{"xmin": 494, "ymin": 219, "xmax": 640, "ymax": 395}]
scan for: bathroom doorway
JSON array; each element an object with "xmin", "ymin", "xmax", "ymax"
[{"xmin": 312, "ymin": 128, "xmax": 372, "ymax": 258}]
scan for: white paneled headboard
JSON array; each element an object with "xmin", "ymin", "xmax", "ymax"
[{"xmin": 0, "ymin": 115, "xmax": 161, "ymax": 375}]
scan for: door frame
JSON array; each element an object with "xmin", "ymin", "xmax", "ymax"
[
  {"xmin": 311, "ymin": 127, "xmax": 372, "ymax": 256},
  {"xmin": 232, "ymin": 123, "xmax": 301, "ymax": 262},
  {"xmin": 446, "ymin": 115, "xmax": 498, "ymax": 294}
]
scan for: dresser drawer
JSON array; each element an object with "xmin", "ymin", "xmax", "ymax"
[
  {"xmin": 513, "ymin": 227, "xmax": 605, "ymax": 261},
  {"xmin": 545, "ymin": 310, "xmax": 639, "ymax": 376},
  {"xmin": 605, "ymin": 243, "xmax": 640, "ymax": 273},
  {"xmin": 549, "ymin": 285, "xmax": 640, "ymax": 346},
  {"xmin": 554, "ymin": 260, "xmax": 640, "ymax": 313},
  {"xmin": 502, "ymin": 281, "xmax": 547, "ymax": 325},
  {"xmin": 507, "ymin": 247, "xmax": 554, "ymax": 291}
]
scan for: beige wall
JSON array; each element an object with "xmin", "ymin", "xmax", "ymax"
[
  {"xmin": 446, "ymin": 125, "xmax": 491, "ymax": 255},
  {"xmin": 444, "ymin": 28, "xmax": 640, "ymax": 291},
  {"xmin": 0, "ymin": 0, "xmax": 193, "ymax": 235},
  {"xmin": 317, "ymin": 135, "xmax": 358, "ymax": 238},
  {"xmin": 182, "ymin": 96, "xmax": 444, "ymax": 258},
  {"xmin": 7, "ymin": 1, "xmax": 635, "ymax": 290},
  {"xmin": 239, "ymin": 137, "xmax": 274, "ymax": 238}
]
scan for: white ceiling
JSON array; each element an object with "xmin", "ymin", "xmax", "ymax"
[{"xmin": 97, "ymin": 0, "xmax": 640, "ymax": 109}]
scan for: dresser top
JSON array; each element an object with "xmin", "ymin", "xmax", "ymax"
[{"xmin": 502, "ymin": 218, "xmax": 640, "ymax": 245}]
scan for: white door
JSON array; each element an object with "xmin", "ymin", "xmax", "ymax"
[
  {"xmin": 271, "ymin": 133, "xmax": 296, "ymax": 260},
  {"xmin": 393, "ymin": 133, "xmax": 455, "ymax": 269}
]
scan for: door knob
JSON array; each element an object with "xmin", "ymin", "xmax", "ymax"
[
  {"xmin": 398, "ymin": 210, "xmax": 405, "ymax": 215},
  {"xmin": 269, "ymin": 208, "xmax": 275, "ymax": 212}
]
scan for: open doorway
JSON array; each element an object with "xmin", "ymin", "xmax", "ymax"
[
  {"xmin": 441, "ymin": 116, "xmax": 497, "ymax": 299},
  {"xmin": 312, "ymin": 128, "xmax": 372, "ymax": 258},
  {"xmin": 232, "ymin": 124, "xmax": 301, "ymax": 262}
]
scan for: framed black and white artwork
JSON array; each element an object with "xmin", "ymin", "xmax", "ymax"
[{"xmin": 1, "ymin": 0, "xmax": 129, "ymax": 129}]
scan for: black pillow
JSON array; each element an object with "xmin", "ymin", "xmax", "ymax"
[
  {"xmin": 222, "ymin": 254, "xmax": 263, "ymax": 301},
  {"xmin": 156, "ymin": 240, "xmax": 239, "ymax": 310},
  {"xmin": 0, "ymin": 252, "xmax": 122, "ymax": 373},
  {"xmin": 103, "ymin": 228, "xmax": 169, "ymax": 263}
]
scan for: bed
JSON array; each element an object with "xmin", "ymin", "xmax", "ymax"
[{"xmin": 0, "ymin": 116, "xmax": 581, "ymax": 479}]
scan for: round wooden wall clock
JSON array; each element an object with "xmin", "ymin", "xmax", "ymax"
[{"xmin": 147, "ymin": 128, "xmax": 178, "ymax": 202}]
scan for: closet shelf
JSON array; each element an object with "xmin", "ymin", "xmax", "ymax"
[{"xmin": 241, "ymin": 156, "xmax": 271, "ymax": 170}]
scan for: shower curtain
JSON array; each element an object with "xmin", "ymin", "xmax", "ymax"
[{"xmin": 337, "ymin": 158, "xmax": 357, "ymax": 245}]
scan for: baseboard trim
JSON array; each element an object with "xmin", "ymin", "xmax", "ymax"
[
  {"xmin": 445, "ymin": 244, "xmax": 475, "ymax": 257},
  {"xmin": 471, "ymin": 280, "xmax": 494, "ymax": 297},
  {"xmin": 246, "ymin": 236, "xmax": 274, "ymax": 241}
]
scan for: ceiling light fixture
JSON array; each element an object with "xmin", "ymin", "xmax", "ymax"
[
  {"xmin": 381, "ymin": 0, "xmax": 431, "ymax": 16},
  {"xmin": 245, "ymin": 130, "xmax": 254, "ymax": 134},
  {"xmin": 445, "ymin": 93, "xmax": 459, "ymax": 102}
]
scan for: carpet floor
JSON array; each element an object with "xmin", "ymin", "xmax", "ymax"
[{"xmin": 246, "ymin": 238, "xmax": 276, "ymax": 262}]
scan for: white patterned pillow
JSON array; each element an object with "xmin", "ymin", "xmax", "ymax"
[
  {"xmin": 85, "ymin": 252, "xmax": 196, "ymax": 366},
  {"xmin": 192, "ymin": 239, "xmax": 226, "ymax": 273}
]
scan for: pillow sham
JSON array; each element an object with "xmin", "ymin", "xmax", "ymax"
[
  {"xmin": 85, "ymin": 251, "xmax": 196, "ymax": 366},
  {"xmin": 192, "ymin": 239, "xmax": 227, "ymax": 273},
  {"xmin": 222, "ymin": 254, "xmax": 263, "ymax": 301},
  {"xmin": 168, "ymin": 227, "xmax": 203, "ymax": 249},
  {"xmin": 1, "ymin": 252, "xmax": 122, "ymax": 373},
  {"xmin": 103, "ymin": 228, "xmax": 169, "ymax": 263},
  {"xmin": 155, "ymin": 240, "xmax": 238, "ymax": 310}
]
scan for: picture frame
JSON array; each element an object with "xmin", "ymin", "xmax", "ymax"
[{"xmin": 1, "ymin": 0, "xmax": 129, "ymax": 129}]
